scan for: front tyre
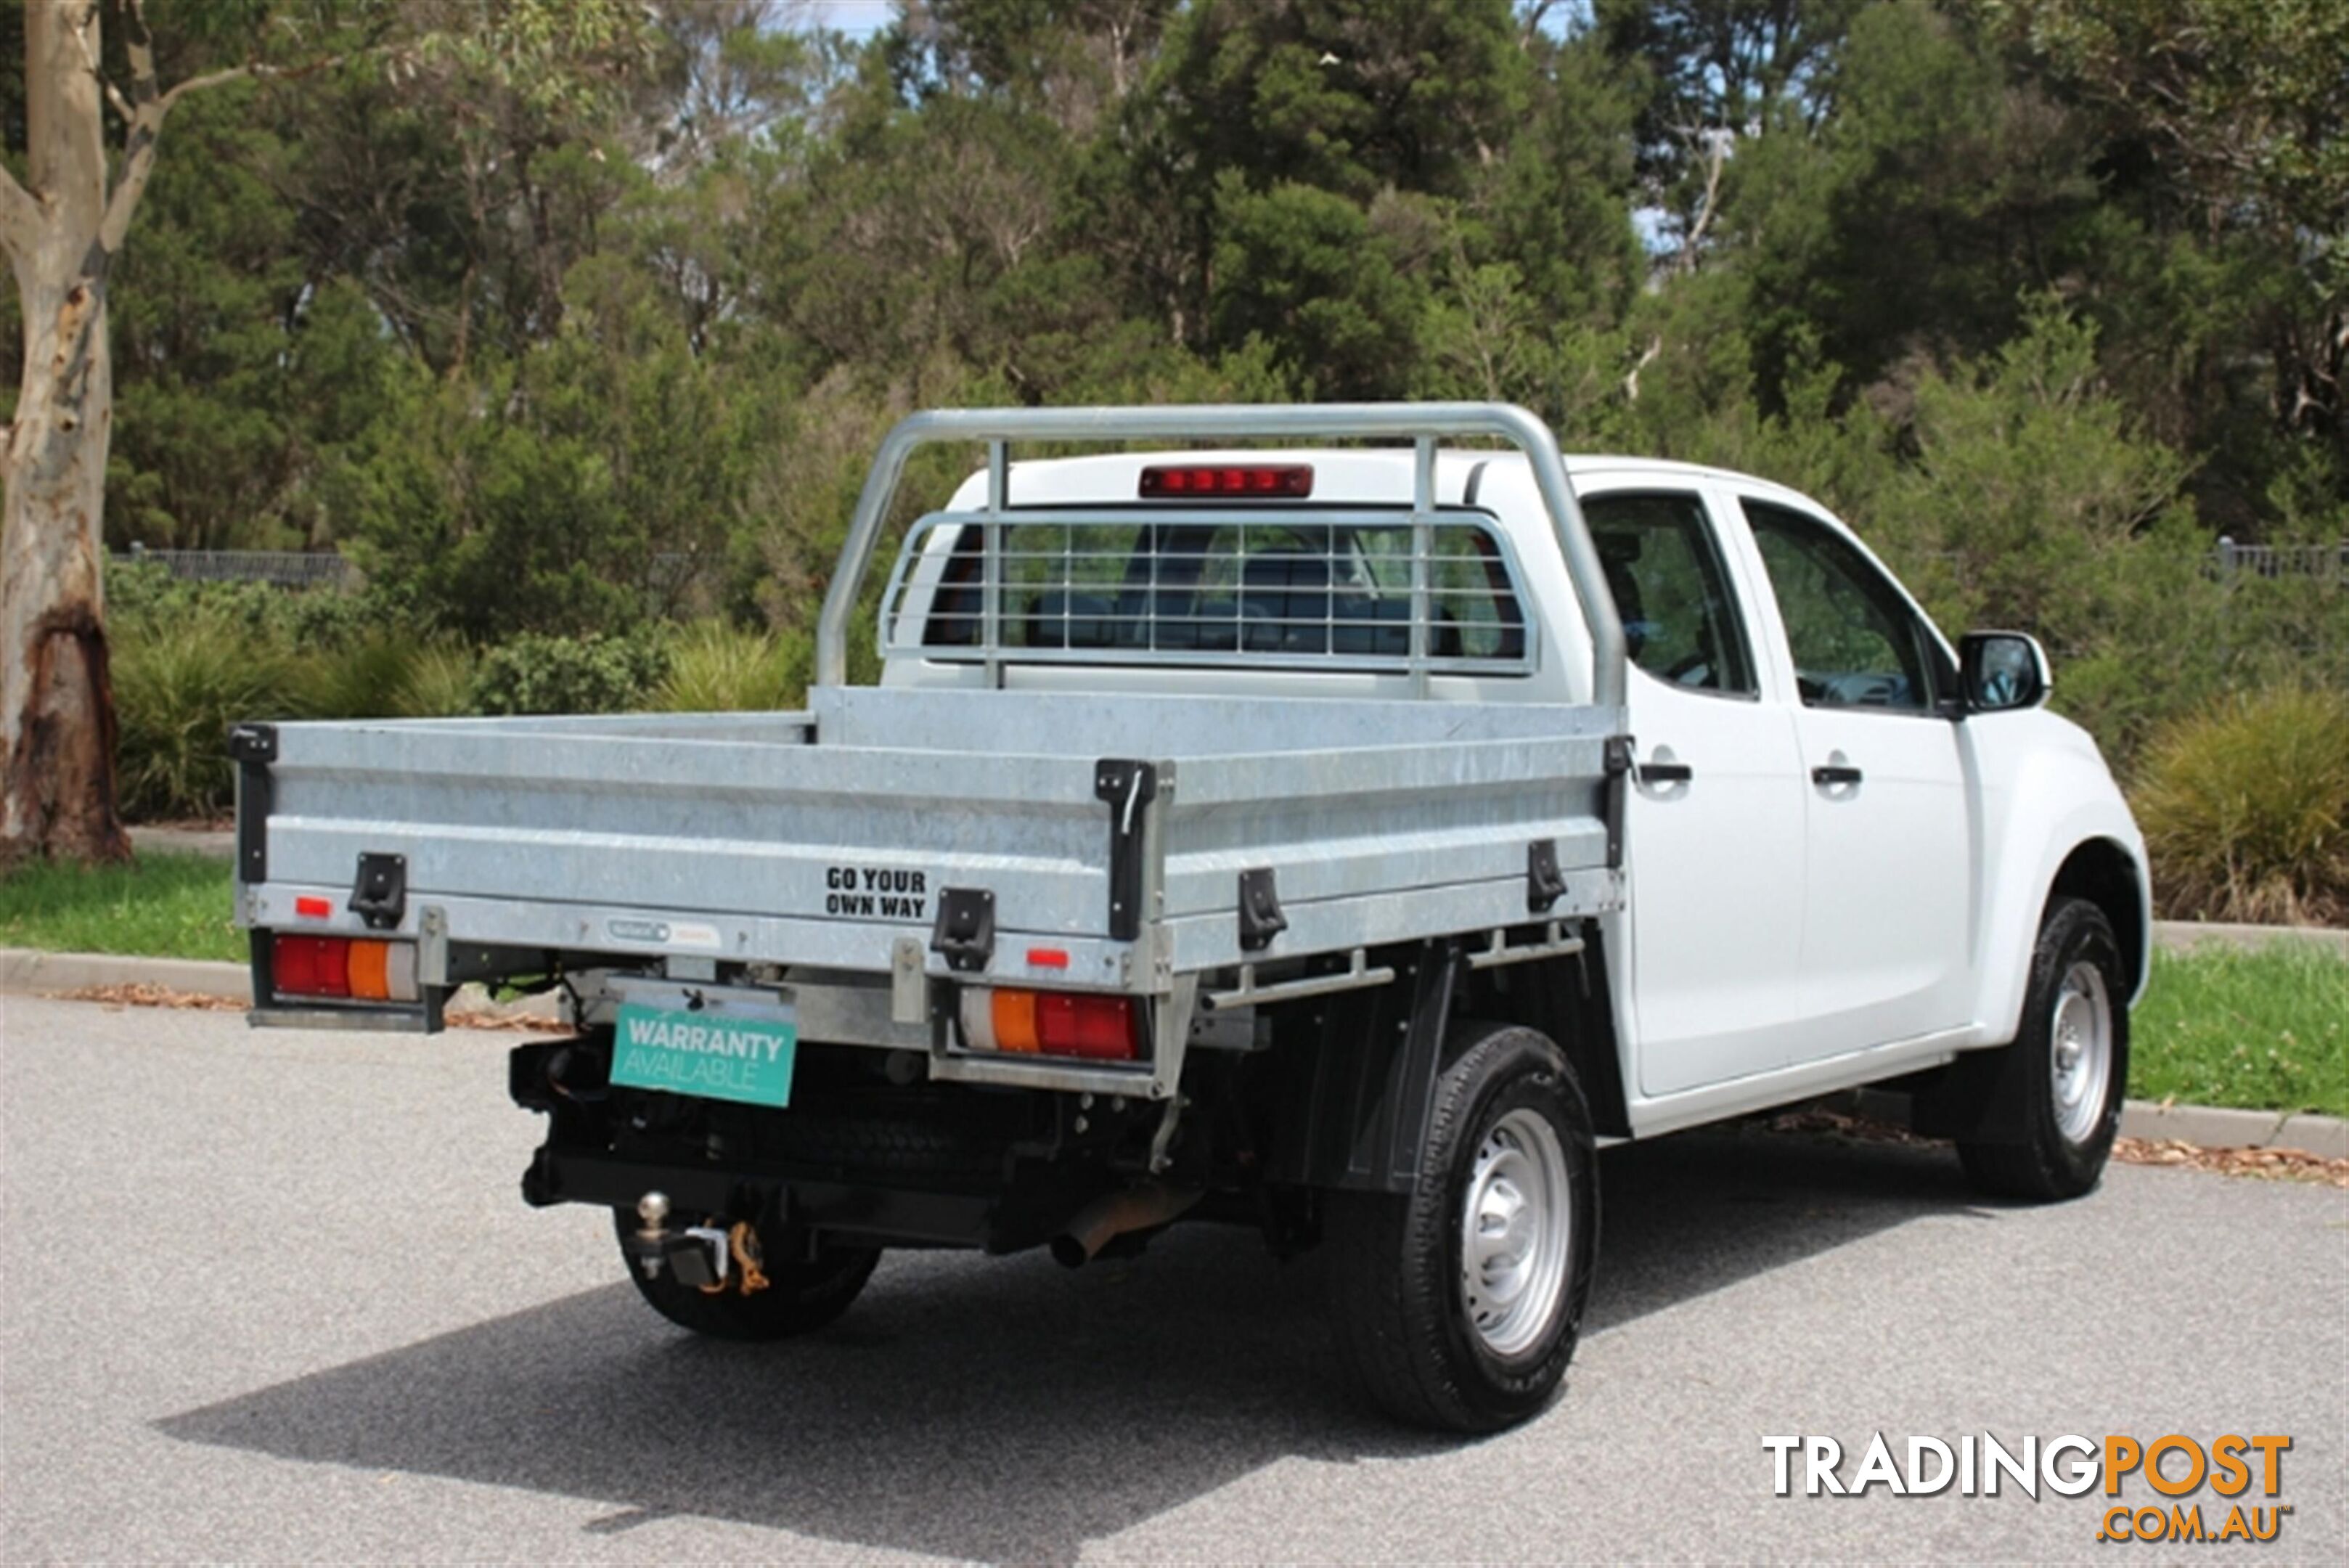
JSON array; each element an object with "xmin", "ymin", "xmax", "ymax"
[
  {"xmin": 1327, "ymin": 1022, "xmax": 1599, "ymax": 1433},
  {"xmin": 614, "ymin": 1210, "xmax": 880, "ymax": 1342},
  {"xmin": 1957, "ymin": 897, "xmax": 2129, "ymax": 1201}
]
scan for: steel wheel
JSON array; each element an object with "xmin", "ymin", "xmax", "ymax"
[
  {"xmin": 1328, "ymin": 1021, "xmax": 1598, "ymax": 1432},
  {"xmin": 1459, "ymin": 1106, "xmax": 1573, "ymax": 1358},
  {"xmin": 2048, "ymin": 959, "xmax": 2112, "ymax": 1145}
]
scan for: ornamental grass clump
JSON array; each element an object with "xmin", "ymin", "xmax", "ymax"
[
  {"xmin": 654, "ymin": 621, "xmax": 809, "ymax": 713},
  {"xmin": 112, "ymin": 610, "xmax": 308, "ymax": 819},
  {"xmin": 2134, "ymin": 688, "xmax": 2349, "ymax": 927}
]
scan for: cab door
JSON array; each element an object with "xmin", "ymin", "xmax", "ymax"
[
  {"xmin": 1584, "ymin": 489, "xmax": 1811, "ymax": 1095},
  {"xmin": 1737, "ymin": 496, "xmax": 1977, "ymax": 1057}
]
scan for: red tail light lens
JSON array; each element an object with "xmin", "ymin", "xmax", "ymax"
[
  {"xmin": 960, "ymin": 988, "xmax": 1143, "ymax": 1062},
  {"xmin": 271, "ymin": 934, "xmax": 418, "ymax": 1003},
  {"xmin": 1036, "ymin": 992, "xmax": 1139, "ymax": 1060},
  {"xmin": 275, "ymin": 935, "xmax": 351, "ymax": 997},
  {"xmin": 1139, "ymin": 464, "xmax": 1312, "ymax": 499}
]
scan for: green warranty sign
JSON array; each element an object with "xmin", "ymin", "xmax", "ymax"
[{"xmin": 610, "ymin": 1003, "xmax": 797, "ymax": 1108}]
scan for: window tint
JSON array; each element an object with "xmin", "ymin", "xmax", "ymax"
[
  {"xmin": 1743, "ymin": 499, "xmax": 1939, "ymax": 711},
  {"xmin": 1580, "ymin": 492, "xmax": 1757, "ymax": 696}
]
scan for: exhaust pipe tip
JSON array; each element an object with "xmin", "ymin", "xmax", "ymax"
[{"xmin": 1050, "ymin": 1182, "xmax": 1202, "ymax": 1270}]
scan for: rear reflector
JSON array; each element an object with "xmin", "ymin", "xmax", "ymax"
[
  {"xmin": 271, "ymin": 934, "xmax": 419, "ymax": 1003},
  {"xmin": 960, "ymin": 987, "xmax": 1142, "ymax": 1062},
  {"xmin": 293, "ymin": 895, "xmax": 332, "ymax": 920},
  {"xmin": 1139, "ymin": 464, "xmax": 1312, "ymax": 499}
]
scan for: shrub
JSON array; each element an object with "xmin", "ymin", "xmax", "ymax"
[
  {"xmin": 654, "ymin": 621, "xmax": 809, "ymax": 713},
  {"xmin": 464, "ymin": 632, "xmax": 670, "ymax": 716},
  {"xmin": 2134, "ymin": 688, "xmax": 2349, "ymax": 926},
  {"xmin": 113, "ymin": 611, "xmax": 309, "ymax": 819},
  {"xmin": 293, "ymin": 637, "xmax": 422, "ymax": 720},
  {"xmin": 393, "ymin": 642, "xmax": 481, "ymax": 718}
]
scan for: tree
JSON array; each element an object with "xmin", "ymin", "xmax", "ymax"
[
  {"xmin": 2, "ymin": 0, "xmax": 227, "ymax": 862},
  {"xmin": 1, "ymin": 0, "xmax": 646, "ymax": 864}
]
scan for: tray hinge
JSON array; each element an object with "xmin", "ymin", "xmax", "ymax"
[
  {"xmin": 1237, "ymin": 867, "xmax": 1286, "ymax": 952},
  {"xmin": 931, "ymin": 888, "xmax": 997, "ymax": 973},
  {"xmin": 349, "ymin": 852, "xmax": 408, "ymax": 930},
  {"xmin": 1527, "ymin": 838, "xmax": 1566, "ymax": 912}
]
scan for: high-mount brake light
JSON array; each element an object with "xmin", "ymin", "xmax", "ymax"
[
  {"xmin": 958, "ymin": 987, "xmax": 1143, "ymax": 1062},
  {"xmin": 271, "ymin": 933, "xmax": 419, "ymax": 1003},
  {"xmin": 1138, "ymin": 464, "xmax": 1312, "ymax": 499}
]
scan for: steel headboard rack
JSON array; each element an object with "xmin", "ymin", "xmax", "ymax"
[{"xmin": 812, "ymin": 402, "xmax": 1630, "ymax": 711}]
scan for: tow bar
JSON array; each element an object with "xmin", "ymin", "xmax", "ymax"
[{"xmin": 620, "ymin": 1190, "xmax": 766, "ymax": 1294}]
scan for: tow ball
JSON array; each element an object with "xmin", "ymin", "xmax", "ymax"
[{"xmin": 620, "ymin": 1191, "xmax": 767, "ymax": 1294}]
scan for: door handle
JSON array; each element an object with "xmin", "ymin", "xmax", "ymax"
[
  {"xmin": 1637, "ymin": 761, "xmax": 1694, "ymax": 785},
  {"xmin": 1811, "ymin": 764, "xmax": 1863, "ymax": 786}
]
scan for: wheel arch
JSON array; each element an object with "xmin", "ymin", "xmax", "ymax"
[
  {"xmin": 1262, "ymin": 925, "xmax": 1629, "ymax": 1194},
  {"xmin": 1976, "ymin": 828, "xmax": 2149, "ymax": 1048},
  {"xmin": 2048, "ymin": 837, "xmax": 2149, "ymax": 1004}
]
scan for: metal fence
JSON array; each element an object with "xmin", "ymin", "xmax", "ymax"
[
  {"xmin": 115, "ymin": 546, "xmax": 354, "ymax": 588},
  {"xmin": 2213, "ymin": 539, "xmax": 2349, "ymax": 582}
]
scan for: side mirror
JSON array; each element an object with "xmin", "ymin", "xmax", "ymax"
[{"xmin": 1957, "ymin": 631, "xmax": 2050, "ymax": 714}]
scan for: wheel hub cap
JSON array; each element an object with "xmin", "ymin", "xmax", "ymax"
[
  {"xmin": 1459, "ymin": 1108, "xmax": 1572, "ymax": 1358},
  {"xmin": 2048, "ymin": 960, "xmax": 2113, "ymax": 1145}
]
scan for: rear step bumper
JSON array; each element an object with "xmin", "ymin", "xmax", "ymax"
[{"xmin": 520, "ymin": 1148, "xmax": 1000, "ymax": 1249}]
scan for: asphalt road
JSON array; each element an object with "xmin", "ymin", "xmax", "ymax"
[{"xmin": 3, "ymin": 995, "xmax": 2342, "ymax": 1564}]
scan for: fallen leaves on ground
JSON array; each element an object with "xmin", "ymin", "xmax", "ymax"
[
  {"xmin": 2112, "ymin": 1135, "xmax": 2349, "ymax": 1189},
  {"xmin": 1758, "ymin": 1105, "xmax": 2348, "ymax": 1188},
  {"xmin": 44, "ymin": 983, "xmax": 560, "ymax": 1032},
  {"xmin": 50, "ymin": 982, "xmax": 242, "ymax": 1010}
]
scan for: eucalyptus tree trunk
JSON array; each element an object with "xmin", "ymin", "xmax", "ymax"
[
  {"xmin": 3, "ymin": 0, "xmax": 256, "ymax": 863},
  {"xmin": 1, "ymin": 0, "xmax": 128, "ymax": 863}
]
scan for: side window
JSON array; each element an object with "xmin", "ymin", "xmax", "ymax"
[
  {"xmin": 1743, "ymin": 499, "xmax": 1940, "ymax": 711},
  {"xmin": 1580, "ymin": 491, "xmax": 1757, "ymax": 697}
]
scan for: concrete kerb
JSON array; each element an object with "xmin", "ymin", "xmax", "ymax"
[
  {"xmin": 6, "ymin": 946, "xmax": 2341, "ymax": 1158},
  {"xmin": 2152, "ymin": 919, "xmax": 2349, "ymax": 957}
]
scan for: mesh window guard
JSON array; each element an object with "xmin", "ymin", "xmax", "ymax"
[{"xmin": 881, "ymin": 509, "xmax": 1535, "ymax": 677}]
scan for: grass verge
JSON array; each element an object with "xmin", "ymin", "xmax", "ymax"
[
  {"xmin": 0, "ymin": 852, "xmax": 241, "ymax": 963},
  {"xmin": 2133, "ymin": 944, "xmax": 2348, "ymax": 1119}
]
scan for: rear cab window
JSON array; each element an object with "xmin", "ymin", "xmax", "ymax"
[{"xmin": 896, "ymin": 513, "xmax": 1530, "ymax": 671}]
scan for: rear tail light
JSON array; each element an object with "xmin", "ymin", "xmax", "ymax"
[
  {"xmin": 271, "ymin": 934, "xmax": 418, "ymax": 1003},
  {"xmin": 1139, "ymin": 464, "xmax": 1312, "ymax": 499},
  {"xmin": 958, "ymin": 987, "xmax": 1143, "ymax": 1062}
]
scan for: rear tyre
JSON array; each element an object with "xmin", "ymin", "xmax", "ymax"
[
  {"xmin": 1956, "ymin": 897, "xmax": 2129, "ymax": 1201},
  {"xmin": 1327, "ymin": 1021, "xmax": 1599, "ymax": 1433},
  {"xmin": 614, "ymin": 1210, "xmax": 880, "ymax": 1341}
]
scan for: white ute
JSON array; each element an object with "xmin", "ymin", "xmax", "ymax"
[{"xmin": 234, "ymin": 404, "xmax": 2149, "ymax": 1432}]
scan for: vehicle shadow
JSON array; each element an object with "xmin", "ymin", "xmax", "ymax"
[{"xmin": 156, "ymin": 1124, "xmax": 1980, "ymax": 1563}]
